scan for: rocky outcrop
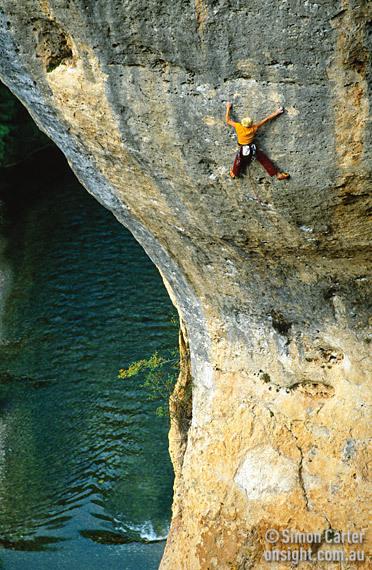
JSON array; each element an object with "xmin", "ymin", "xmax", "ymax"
[{"xmin": 0, "ymin": 1, "xmax": 370, "ymax": 568}]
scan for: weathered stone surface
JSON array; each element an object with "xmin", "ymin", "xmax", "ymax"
[{"xmin": 0, "ymin": 1, "xmax": 370, "ymax": 568}]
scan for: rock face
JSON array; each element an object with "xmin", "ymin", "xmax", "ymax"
[{"xmin": 0, "ymin": 1, "xmax": 370, "ymax": 568}]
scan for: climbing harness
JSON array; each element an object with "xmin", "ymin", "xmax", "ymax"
[{"xmin": 241, "ymin": 143, "xmax": 257, "ymax": 159}]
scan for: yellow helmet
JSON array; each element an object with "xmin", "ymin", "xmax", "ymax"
[{"xmin": 241, "ymin": 117, "xmax": 253, "ymax": 127}]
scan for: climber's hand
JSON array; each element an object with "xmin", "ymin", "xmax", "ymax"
[
  {"xmin": 226, "ymin": 102, "xmax": 232, "ymax": 110},
  {"xmin": 277, "ymin": 106, "xmax": 285, "ymax": 114}
]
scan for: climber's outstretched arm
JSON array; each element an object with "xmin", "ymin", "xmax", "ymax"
[
  {"xmin": 255, "ymin": 107, "xmax": 284, "ymax": 129},
  {"xmin": 225, "ymin": 102, "xmax": 237, "ymax": 127}
]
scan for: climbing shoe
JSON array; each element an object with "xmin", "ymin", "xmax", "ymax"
[{"xmin": 277, "ymin": 172, "xmax": 290, "ymax": 180}]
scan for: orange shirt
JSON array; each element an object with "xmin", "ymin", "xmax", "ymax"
[{"xmin": 234, "ymin": 123, "xmax": 258, "ymax": 145}]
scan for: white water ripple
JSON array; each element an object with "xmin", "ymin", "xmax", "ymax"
[{"xmin": 114, "ymin": 517, "xmax": 169, "ymax": 543}]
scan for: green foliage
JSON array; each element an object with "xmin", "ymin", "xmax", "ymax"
[
  {"xmin": 117, "ymin": 311, "xmax": 193, "ymax": 422},
  {"xmin": 119, "ymin": 349, "xmax": 179, "ymax": 418},
  {"xmin": 118, "ymin": 351, "xmax": 168, "ymax": 379}
]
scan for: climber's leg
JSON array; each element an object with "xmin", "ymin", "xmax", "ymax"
[
  {"xmin": 255, "ymin": 149, "xmax": 278, "ymax": 176},
  {"xmin": 256, "ymin": 149, "xmax": 289, "ymax": 180},
  {"xmin": 230, "ymin": 147, "xmax": 243, "ymax": 178}
]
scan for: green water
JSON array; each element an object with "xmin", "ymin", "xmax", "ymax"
[{"xmin": 0, "ymin": 168, "xmax": 177, "ymax": 569}]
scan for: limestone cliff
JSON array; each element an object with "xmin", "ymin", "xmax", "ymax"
[{"xmin": 0, "ymin": 1, "xmax": 370, "ymax": 568}]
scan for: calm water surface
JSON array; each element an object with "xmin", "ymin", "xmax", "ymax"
[{"xmin": 0, "ymin": 170, "xmax": 177, "ymax": 569}]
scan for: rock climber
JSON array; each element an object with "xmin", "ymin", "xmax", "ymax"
[{"xmin": 225, "ymin": 102, "xmax": 289, "ymax": 180}]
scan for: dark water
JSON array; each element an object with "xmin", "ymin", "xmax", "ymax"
[{"xmin": 0, "ymin": 169, "xmax": 177, "ymax": 569}]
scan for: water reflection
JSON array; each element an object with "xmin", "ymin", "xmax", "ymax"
[{"xmin": 0, "ymin": 169, "xmax": 176, "ymax": 569}]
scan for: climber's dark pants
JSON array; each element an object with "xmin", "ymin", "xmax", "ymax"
[{"xmin": 231, "ymin": 145, "xmax": 279, "ymax": 178}]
